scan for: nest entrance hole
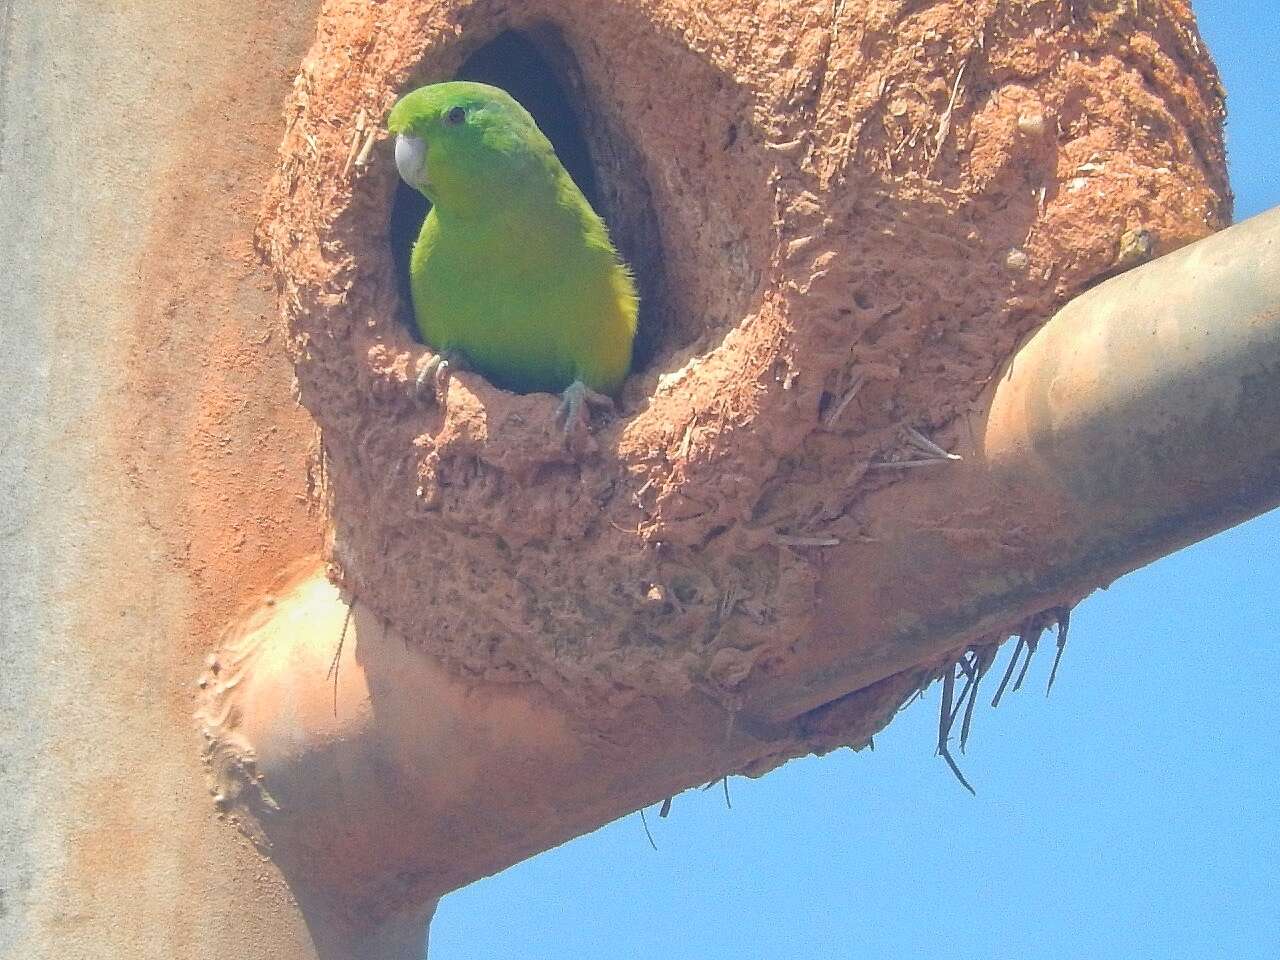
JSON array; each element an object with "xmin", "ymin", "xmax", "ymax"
[{"xmin": 388, "ymin": 26, "xmax": 675, "ymax": 378}]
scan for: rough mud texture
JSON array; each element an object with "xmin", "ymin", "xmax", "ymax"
[{"xmin": 259, "ymin": 0, "xmax": 1228, "ymax": 727}]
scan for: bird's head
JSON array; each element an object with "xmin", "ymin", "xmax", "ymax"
[{"xmin": 387, "ymin": 81, "xmax": 552, "ymax": 215}]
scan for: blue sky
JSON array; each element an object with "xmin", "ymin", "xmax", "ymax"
[{"xmin": 433, "ymin": 4, "xmax": 1280, "ymax": 956}]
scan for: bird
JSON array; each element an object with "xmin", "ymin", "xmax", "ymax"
[{"xmin": 387, "ymin": 81, "xmax": 638, "ymax": 436}]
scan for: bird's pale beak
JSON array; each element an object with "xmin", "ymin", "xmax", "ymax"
[{"xmin": 394, "ymin": 133, "xmax": 427, "ymax": 188}]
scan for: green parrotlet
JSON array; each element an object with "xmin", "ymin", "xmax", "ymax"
[{"xmin": 387, "ymin": 81, "xmax": 638, "ymax": 432}]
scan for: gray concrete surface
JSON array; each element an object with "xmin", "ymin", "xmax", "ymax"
[{"xmin": 1, "ymin": 3, "xmax": 327, "ymax": 957}]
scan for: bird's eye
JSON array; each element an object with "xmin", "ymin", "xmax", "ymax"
[{"xmin": 444, "ymin": 106, "xmax": 466, "ymax": 126}]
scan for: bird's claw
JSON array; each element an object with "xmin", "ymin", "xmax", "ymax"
[
  {"xmin": 414, "ymin": 351, "xmax": 463, "ymax": 405},
  {"xmin": 556, "ymin": 380, "xmax": 614, "ymax": 443}
]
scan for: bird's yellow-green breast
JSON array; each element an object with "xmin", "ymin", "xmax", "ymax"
[{"xmin": 387, "ymin": 81, "xmax": 637, "ymax": 396}]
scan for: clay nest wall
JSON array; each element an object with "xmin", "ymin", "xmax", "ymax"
[{"xmin": 258, "ymin": 0, "xmax": 1228, "ymax": 724}]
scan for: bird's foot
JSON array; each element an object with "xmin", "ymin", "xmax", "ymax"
[
  {"xmin": 414, "ymin": 350, "xmax": 465, "ymax": 405},
  {"xmin": 555, "ymin": 380, "xmax": 614, "ymax": 445}
]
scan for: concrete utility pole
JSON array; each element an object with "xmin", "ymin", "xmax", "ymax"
[
  {"xmin": 2, "ymin": 3, "xmax": 328, "ymax": 958},
  {"xmin": 2, "ymin": 1, "xmax": 1271, "ymax": 958}
]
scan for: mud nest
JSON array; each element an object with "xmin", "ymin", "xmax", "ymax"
[{"xmin": 258, "ymin": 0, "xmax": 1228, "ymax": 727}]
